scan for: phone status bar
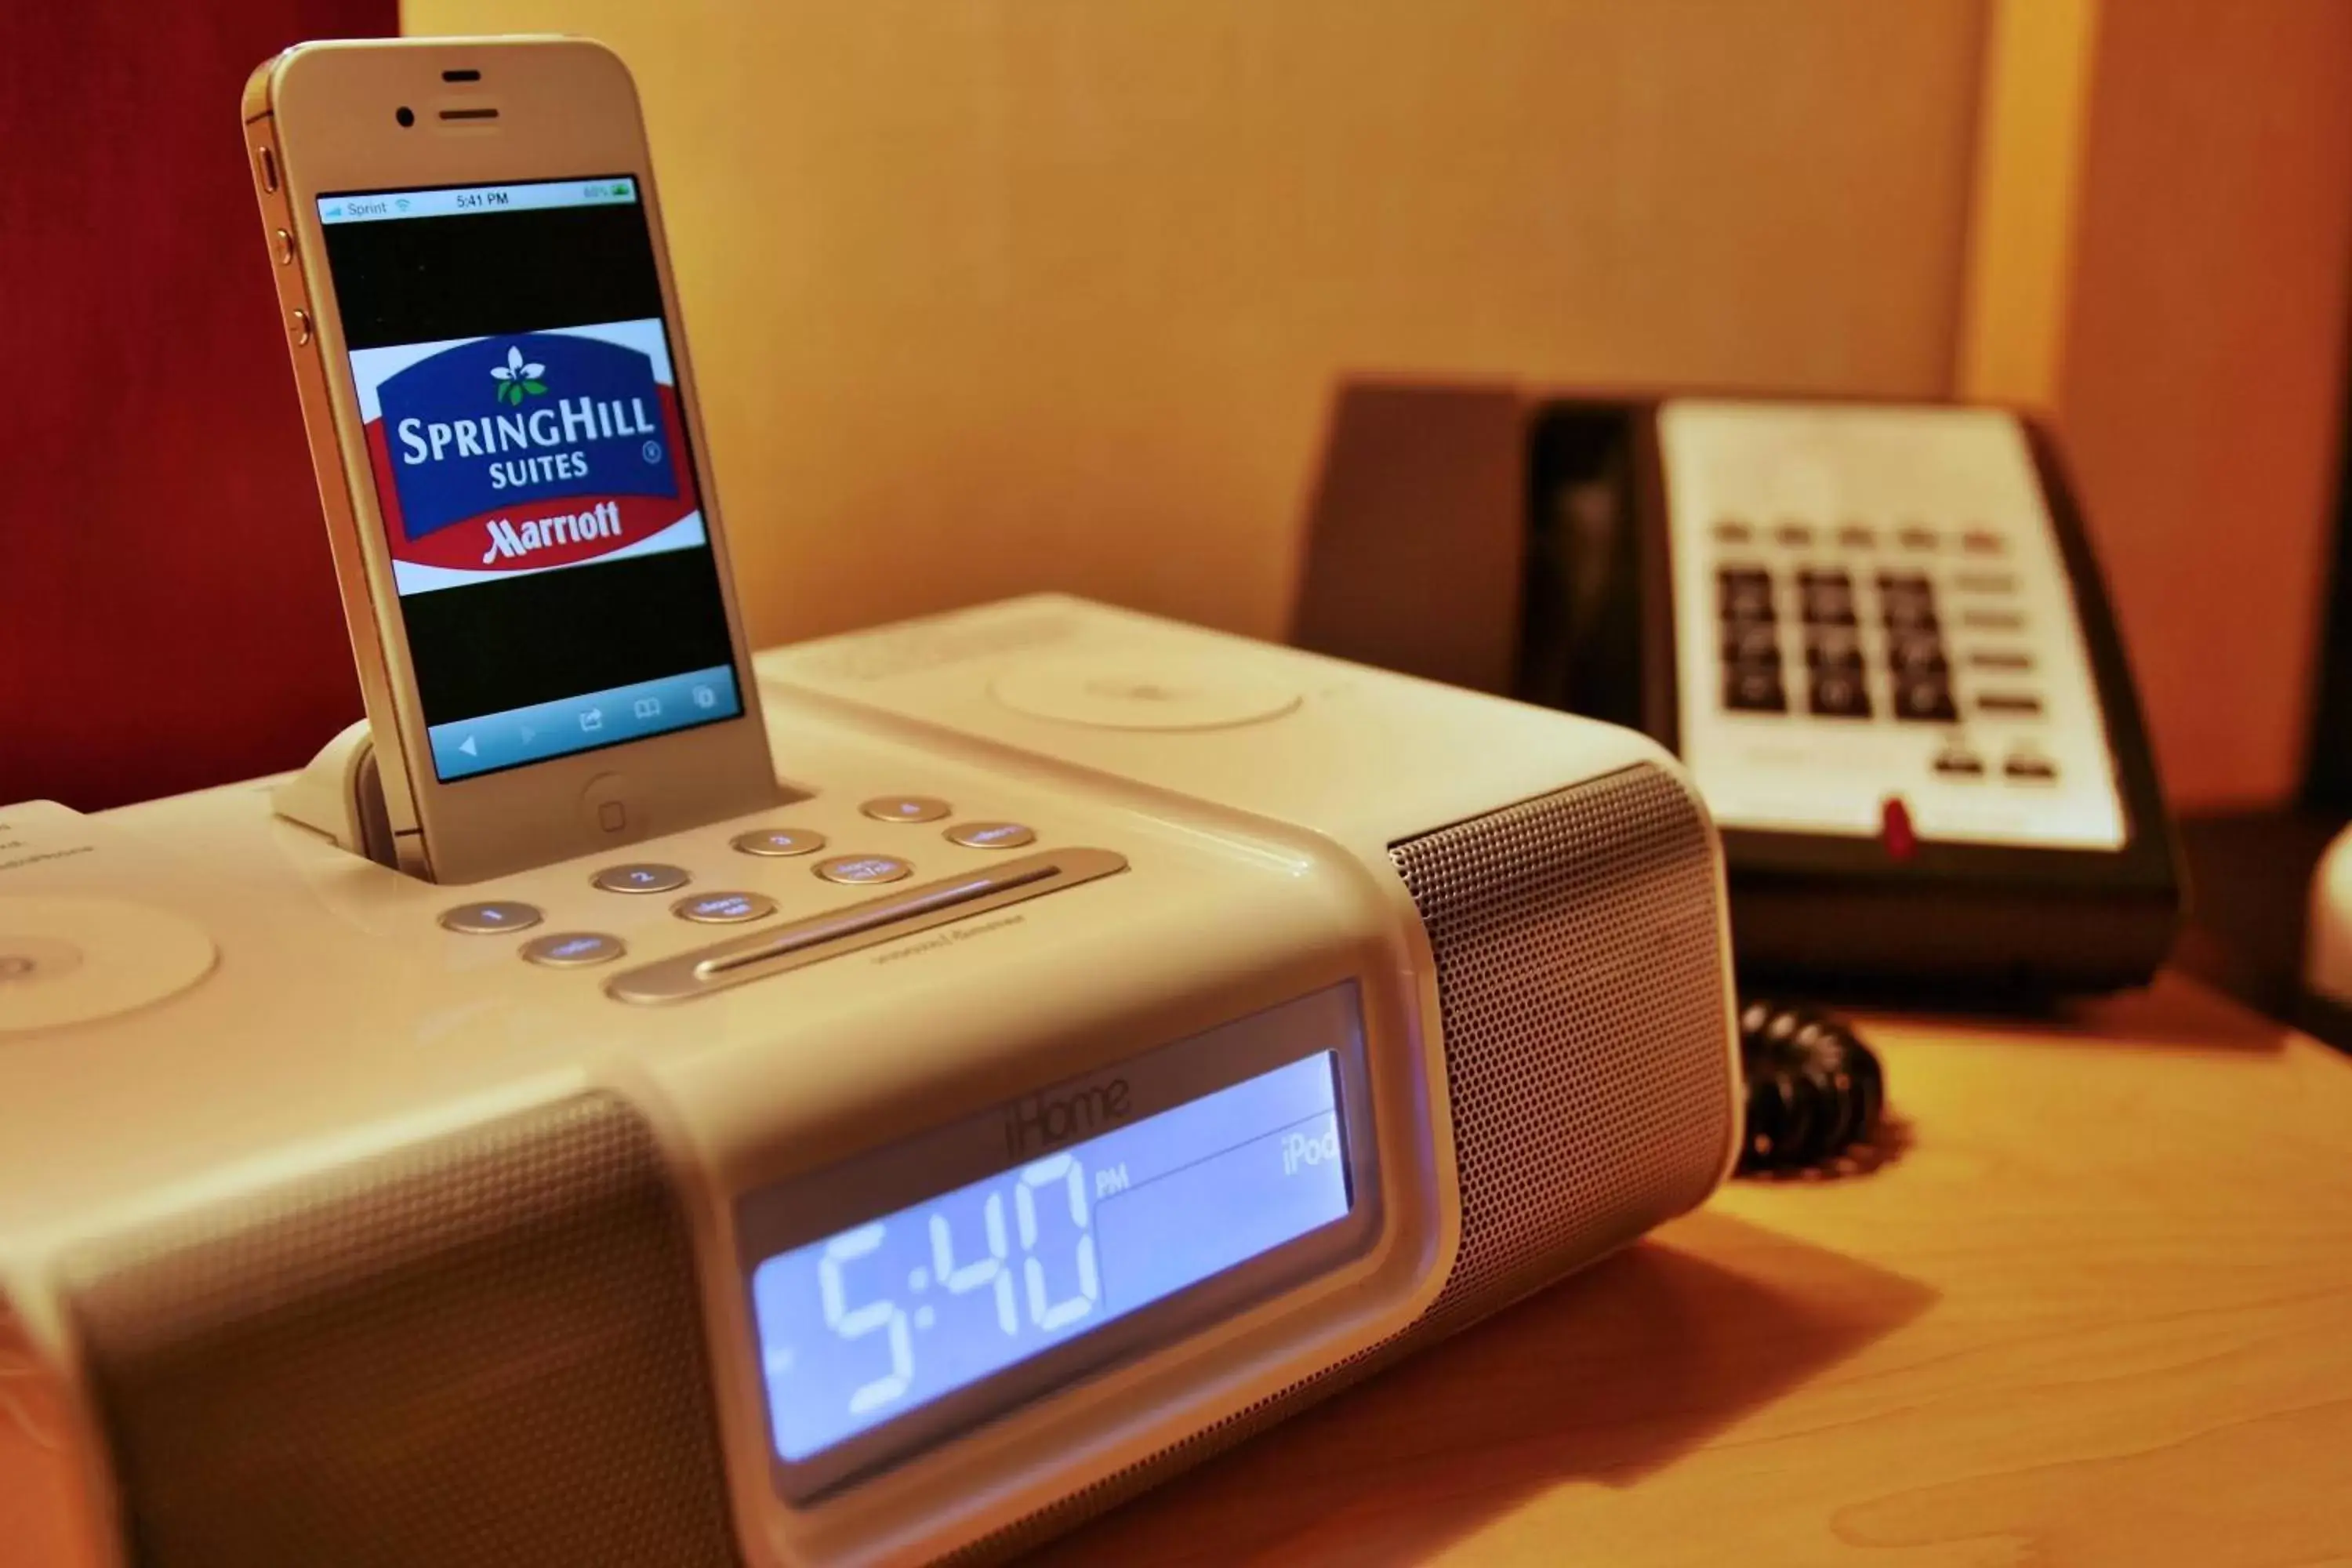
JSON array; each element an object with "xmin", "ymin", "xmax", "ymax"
[{"xmin": 318, "ymin": 176, "xmax": 637, "ymax": 227}]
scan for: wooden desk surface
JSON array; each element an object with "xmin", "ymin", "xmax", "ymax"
[{"xmin": 1040, "ymin": 975, "xmax": 2352, "ymax": 1566}]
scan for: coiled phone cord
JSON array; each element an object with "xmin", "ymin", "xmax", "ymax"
[{"xmin": 1734, "ymin": 997, "xmax": 1887, "ymax": 1175}]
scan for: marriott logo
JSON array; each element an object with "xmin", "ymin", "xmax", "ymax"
[
  {"xmin": 1003, "ymin": 1077, "xmax": 1133, "ymax": 1159},
  {"xmin": 481, "ymin": 499, "xmax": 623, "ymax": 564}
]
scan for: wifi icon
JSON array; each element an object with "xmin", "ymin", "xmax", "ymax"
[{"xmin": 395, "ymin": 198, "xmax": 411, "ymax": 212}]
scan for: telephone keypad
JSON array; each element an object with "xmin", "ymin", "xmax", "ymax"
[
  {"xmin": 1894, "ymin": 677, "xmax": 1959, "ymax": 724},
  {"xmin": 1718, "ymin": 564, "xmax": 1786, "ymax": 712},
  {"xmin": 1806, "ymin": 627, "xmax": 1864, "ymax": 671},
  {"xmin": 1809, "ymin": 670, "xmax": 1871, "ymax": 719},
  {"xmin": 1708, "ymin": 521, "xmax": 2058, "ymax": 768},
  {"xmin": 1719, "ymin": 568, "xmax": 1776, "ymax": 621},
  {"xmin": 1724, "ymin": 666, "xmax": 1788, "ymax": 713},
  {"xmin": 1888, "ymin": 633, "xmax": 1948, "ymax": 676},
  {"xmin": 1798, "ymin": 570, "xmax": 1858, "ymax": 626},
  {"xmin": 1664, "ymin": 400, "xmax": 2123, "ymax": 852}
]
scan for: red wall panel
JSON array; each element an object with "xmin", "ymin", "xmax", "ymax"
[{"xmin": 0, "ymin": 2, "xmax": 394, "ymax": 811}]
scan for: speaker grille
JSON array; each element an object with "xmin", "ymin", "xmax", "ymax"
[
  {"xmin": 67, "ymin": 1092, "xmax": 739, "ymax": 1568},
  {"xmin": 1389, "ymin": 761, "xmax": 1735, "ymax": 1326},
  {"xmin": 956, "ymin": 763, "xmax": 1735, "ymax": 1560}
]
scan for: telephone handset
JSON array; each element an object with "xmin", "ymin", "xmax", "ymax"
[{"xmin": 1296, "ymin": 387, "xmax": 2183, "ymax": 994}]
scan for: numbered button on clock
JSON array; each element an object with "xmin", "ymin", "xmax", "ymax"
[
  {"xmin": 593, "ymin": 862, "xmax": 691, "ymax": 895},
  {"xmin": 816, "ymin": 854, "xmax": 914, "ymax": 886},
  {"xmin": 733, "ymin": 827, "xmax": 826, "ymax": 858},
  {"xmin": 674, "ymin": 891, "xmax": 778, "ymax": 924},
  {"xmin": 437, "ymin": 900, "xmax": 543, "ymax": 935},
  {"xmin": 860, "ymin": 797, "xmax": 951, "ymax": 825},
  {"xmin": 521, "ymin": 931, "xmax": 626, "ymax": 968},
  {"xmin": 945, "ymin": 822, "xmax": 1036, "ymax": 851}
]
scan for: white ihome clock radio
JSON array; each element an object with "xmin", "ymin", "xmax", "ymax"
[{"xmin": 0, "ymin": 597, "xmax": 1740, "ymax": 1567}]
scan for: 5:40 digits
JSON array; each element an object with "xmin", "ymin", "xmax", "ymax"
[{"xmin": 818, "ymin": 1152, "xmax": 1102, "ymax": 1417}]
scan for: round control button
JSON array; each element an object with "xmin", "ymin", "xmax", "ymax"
[
  {"xmin": 815, "ymin": 854, "xmax": 914, "ymax": 887},
  {"xmin": 0, "ymin": 897, "xmax": 217, "ymax": 1033},
  {"xmin": 945, "ymin": 821, "xmax": 1036, "ymax": 851},
  {"xmin": 593, "ymin": 862, "xmax": 691, "ymax": 895},
  {"xmin": 732, "ymin": 827, "xmax": 827, "ymax": 858},
  {"xmin": 991, "ymin": 656, "xmax": 1301, "ymax": 731},
  {"xmin": 673, "ymin": 891, "xmax": 778, "ymax": 925},
  {"xmin": 521, "ymin": 931, "xmax": 626, "ymax": 968},
  {"xmin": 860, "ymin": 796, "xmax": 952, "ymax": 825},
  {"xmin": 437, "ymin": 900, "xmax": 544, "ymax": 935}
]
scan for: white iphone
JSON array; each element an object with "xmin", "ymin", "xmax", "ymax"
[{"xmin": 244, "ymin": 36, "xmax": 777, "ymax": 884}]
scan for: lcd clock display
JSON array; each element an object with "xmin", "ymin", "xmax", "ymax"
[{"xmin": 751, "ymin": 1051, "xmax": 1351, "ymax": 1466}]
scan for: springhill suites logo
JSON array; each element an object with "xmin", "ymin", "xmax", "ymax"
[
  {"xmin": 1003, "ymin": 1076, "xmax": 1133, "ymax": 1160},
  {"xmin": 374, "ymin": 330, "xmax": 675, "ymax": 546}
]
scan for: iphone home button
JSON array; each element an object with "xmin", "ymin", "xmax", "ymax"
[{"xmin": 581, "ymin": 773, "xmax": 638, "ymax": 839}]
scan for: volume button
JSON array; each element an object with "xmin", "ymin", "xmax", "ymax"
[{"xmin": 288, "ymin": 309, "xmax": 313, "ymax": 347}]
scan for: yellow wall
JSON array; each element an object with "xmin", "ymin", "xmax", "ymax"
[
  {"xmin": 407, "ymin": 0, "xmax": 1986, "ymax": 645},
  {"xmin": 2042, "ymin": 2, "xmax": 2352, "ymax": 808},
  {"xmin": 405, "ymin": 2, "xmax": 2352, "ymax": 810},
  {"xmin": 1955, "ymin": 0, "xmax": 2097, "ymax": 411}
]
